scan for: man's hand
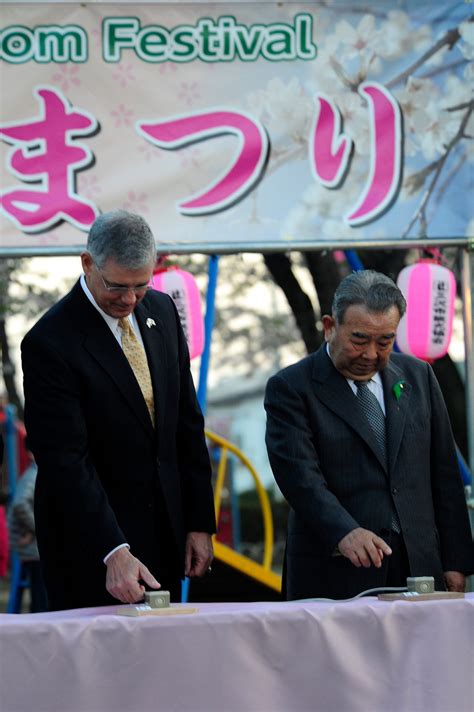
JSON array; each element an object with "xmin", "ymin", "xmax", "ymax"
[
  {"xmin": 185, "ymin": 532, "xmax": 214, "ymax": 577},
  {"xmin": 337, "ymin": 527, "xmax": 392, "ymax": 568},
  {"xmin": 444, "ymin": 570, "xmax": 466, "ymax": 592},
  {"xmin": 105, "ymin": 547, "xmax": 160, "ymax": 603}
]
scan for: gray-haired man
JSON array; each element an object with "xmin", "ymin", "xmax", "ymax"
[
  {"xmin": 265, "ymin": 270, "xmax": 473, "ymax": 600},
  {"xmin": 22, "ymin": 210, "xmax": 215, "ymax": 610}
]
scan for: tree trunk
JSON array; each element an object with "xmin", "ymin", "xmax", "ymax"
[
  {"xmin": 304, "ymin": 251, "xmax": 342, "ymax": 317},
  {"xmin": 432, "ymin": 354, "xmax": 468, "ymax": 461},
  {"xmin": 0, "ymin": 317, "xmax": 24, "ymax": 420},
  {"xmin": 356, "ymin": 249, "xmax": 408, "ymax": 281},
  {"xmin": 263, "ymin": 253, "xmax": 321, "ymax": 353}
]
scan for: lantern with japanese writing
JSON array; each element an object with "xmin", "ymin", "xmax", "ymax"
[
  {"xmin": 396, "ymin": 259, "xmax": 456, "ymax": 361},
  {"xmin": 151, "ymin": 266, "xmax": 204, "ymax": 360}
]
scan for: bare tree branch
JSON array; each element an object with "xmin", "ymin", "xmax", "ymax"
[
  {"xmin": 386, "ymin": 24, "xmax": 464, "ymax": 89},
  {"xmin": 402, "ymin": 101, "xmax": 473, "ymax": 238},
  {"xmin": 263, "ymin": 253, "xmax": 321, "ymax": 354}
]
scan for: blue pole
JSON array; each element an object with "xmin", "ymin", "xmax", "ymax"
[
  {"xmin": 182, "ymin": 254, "xmax": 219, "ymax": 603},
  {"xmin": 457, "ymin": 446, "xmax": 472, "ymax": 487},
  {"xmin": 5, "ymin": 404, "xmax": 18, "ymax": 501},
  {"xmin": 344, "ymin": 250, "xmax": 364, "ymax": 272},
  {"xmin": 229, "ymin": 460, "xmax": 242, "ymax": 553},
  {"xmin": 197, "ymin": 254, "xmax": 219, "ymax": 413},
  {"xmin": 5, "ymin": 404, "xmax": 24, "ymax": 613}
]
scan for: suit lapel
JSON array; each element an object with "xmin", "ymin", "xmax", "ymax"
[
  {"xmin": 134, "ymin": 300, "xmax": 167, "ymax": 440},
  {"xmin": 382, "ymin": 359, "xmax": 412, "ymax": 475},
  {"xmin": 311, "ymin": 346, "xmax": 388, "ymax": 472},
  {"xmin": 67, "ymin": 282, "xmax": 156, "ymax": 440}
]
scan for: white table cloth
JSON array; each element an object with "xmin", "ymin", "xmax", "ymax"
[{"xmin": 1, "ymin": 595, "xmax": 473, "ymax": 712}]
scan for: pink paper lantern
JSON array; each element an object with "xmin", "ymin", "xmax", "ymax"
[
  {"xmin": 396, "ymin": 260, "xmax": 456, "ymax": 361},
  {"xmin": 151, "ymin": 267, "xmax": 204, "ymax": 360}
]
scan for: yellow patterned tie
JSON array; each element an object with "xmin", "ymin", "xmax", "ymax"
[{"xmin": 118, "ymin": 318, "xmax": 155, "ymax": 426}]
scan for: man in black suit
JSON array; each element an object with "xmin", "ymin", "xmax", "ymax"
[
  {"xmin": 265, "ymin": 270, "xmax": 473, "ymax": 600},
  {"xmin": 21, "ymin": 210, "xmax": 215, "ymax": 610}
]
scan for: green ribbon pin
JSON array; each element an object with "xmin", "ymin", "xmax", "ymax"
[{"xmin": 393, "ymin": 380, "xmax": 405, "ymax": 402}]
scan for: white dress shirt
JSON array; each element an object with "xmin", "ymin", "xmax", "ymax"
[
  {"xmin": 326, "ymin": 343, "xmax": 386, "ymax": 414},
  {"xmin": 80, "ymin": 274, "xmax": 141, "ymax": 563}
]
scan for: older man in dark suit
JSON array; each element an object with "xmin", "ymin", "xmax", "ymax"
[
  {"xmin": 265, "ymin": 270, "xmax": 473, "ymax": 600},
  {"xmin": 21, "ymin": 210, "xmax": 215, "ymax": 610}
]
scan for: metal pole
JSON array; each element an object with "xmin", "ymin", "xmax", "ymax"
[
  {"xmin": 461, "ymin": 246, "xmax": 474, "ymax": 573},
  {"xmin": 344, "ymin": 250, "xmax": 364, "ymax": 272},
  {"xmin": 461, "ymin": 247, "xmax": 474, "ymax": 477},
  {"xmin": 5, "ymin": 404, "xmax": 18, "ymax": 500},
  {"xmin": 196, "ymin": 255, "xmax": 219, "ymax": 414},
  {"xmin": 0, "ymin": 237, "xmax": 470, "ymax": 259},
  {"xmin": 4, "ymin": 404, "xmax": 24, "ymax": 613}
]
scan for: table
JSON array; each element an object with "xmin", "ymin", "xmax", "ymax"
[{"xmin": 1, "ymin": 595, "xmax": 473, "ymax": 712}]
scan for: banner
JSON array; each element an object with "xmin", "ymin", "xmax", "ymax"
[{"xmin": 1, "ymin": 2, "xmax": 473, "ymax": 254}]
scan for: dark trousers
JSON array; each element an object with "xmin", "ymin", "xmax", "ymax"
[
  {"xmin": 386, "ymin": 531, "xmax": 411, "ymax": 587},
  {"xmin": 24, "ymin": 560, "xmax": 49, "ymax": 612}
]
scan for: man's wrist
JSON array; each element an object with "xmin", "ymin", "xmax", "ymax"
[{"xmin": 103, "ymin": 543, "xmax": 130, "ymax": 565}]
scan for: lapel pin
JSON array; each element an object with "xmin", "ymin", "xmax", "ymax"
[
  {"xmin": 146, "ymin": 318, "xmax": 156, "ymax": 329},
  {"xmin": 392, "ymin": 380, "xmax": 406, "ymax": 402}
]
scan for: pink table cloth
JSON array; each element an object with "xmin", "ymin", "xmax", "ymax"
[{"xmin": 1, "ymin": 595, "xmax": 473, "ymax": 712}]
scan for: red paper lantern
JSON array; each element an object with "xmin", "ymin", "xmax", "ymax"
[
  {"xmin": 151, "ymin": 266, "xmax": 204, "ymax": 360},
  {"xmin": 396, "ymin": 259, "xmax": 456, "ymax": 361}
]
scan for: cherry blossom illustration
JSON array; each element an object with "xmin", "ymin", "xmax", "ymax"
[
  {"xmin": 77, "ymin": 174, "xmax": 103, "ymax": 201},
  {"xmin": 177, "ymin": 81, "xmax": 201, "ymax": 107},
  {"xmin": 138, "ymin": 141, "xmax": 165, "ymax": 163},
  {"xmin": 178, "ymin": 145, "xmax": 202, "ymax": 169},
  {"xmin": 111, "ymin": 104, "xmax": 135, "ymax": 128},
  {"xmin": 112, "ymin": 63, "xmax": 136, "ymax": 89},
  {"xmin": 243, "ymin": 5, "xmax": 473, "ymax": 242},
  {"xmin": 159, "ymin": 63, "xmax": 178, "ymax": 76},
  {"xmin": 248, "ymin": 78, "xmax": 312, "ymax": 147},
  {"xmin": 51, "ymin": 66, "xmax": 81, "ymax": 92},
  {"xmin": 123, "ymin": 190, "xmax": 149, "ymax": 214}
]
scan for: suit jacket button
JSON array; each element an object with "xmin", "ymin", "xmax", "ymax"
[{"xmin": 392, "ymin": 487, "xmax": 398, "ymax": 494}]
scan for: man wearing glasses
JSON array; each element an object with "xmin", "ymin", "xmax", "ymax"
[{"xmin": 21, "ymin": 210, "xmax": 215, "ymax": 610}]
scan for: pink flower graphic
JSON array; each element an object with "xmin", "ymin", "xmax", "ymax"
[
  {"xmin": 123, "ymin": 190, "xmax": 148, "ymax": 213},
  {"xmin": 179, "ymin": 146, "xmax": 202, "ymax": 169},
  {"xmin": 77, "ymin": 174, "xmax": 102, "ymax": 200},
  {"xmin": 111, "ymin": 104, "xmax": 134, "ymax": 128},
  {"xmin": 51, "ymin": 66, "xmax": 81, "ymax": 92},
  {"xmin": 159, "ymin": 64, "xmax": 178, "ymax": 76},
  {"xmin": 112, "ymin": 63, "xmax": 136, "ymax": 89},
  {"xmin": 178, "ymin": 81, "xmax": 200, "ymax": 107},
  {"xmin": 138, "ymin": 142, "xmax": 164, "ymax": 163}
]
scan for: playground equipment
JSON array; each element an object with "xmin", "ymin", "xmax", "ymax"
[{"xmin": 203, "ymin": 429, "xmax": 282, "ymax": 599}]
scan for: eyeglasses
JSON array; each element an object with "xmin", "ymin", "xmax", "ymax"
[{"xmin": 96, "ymin": 264, "xmax": 152, "ymax": 295}]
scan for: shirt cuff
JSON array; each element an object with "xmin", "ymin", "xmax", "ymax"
[{"xmin": 103, "ymin": 543, "xmax": 130, "ymax": 565}]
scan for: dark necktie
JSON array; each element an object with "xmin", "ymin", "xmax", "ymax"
[{"xmin": 355, "ymin": 380, "xmax": 400, "ymax": 533}]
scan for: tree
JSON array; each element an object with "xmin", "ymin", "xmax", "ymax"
[{"xmin": 0, "ymin": 258, "xmax": 66, "ymax": 420}]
